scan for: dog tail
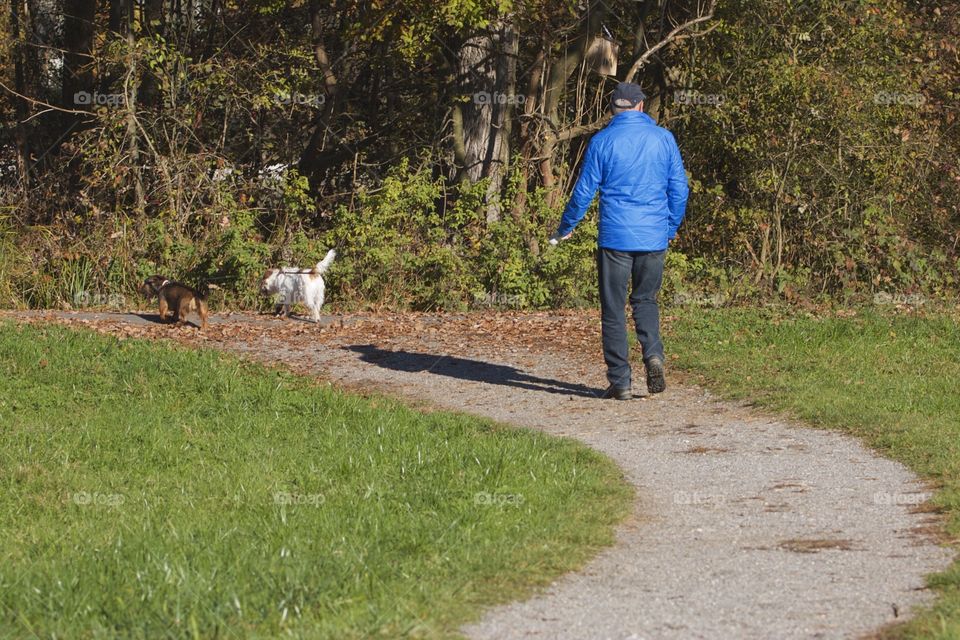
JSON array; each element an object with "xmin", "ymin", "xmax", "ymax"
[{"xmin": 313, "ymin": 249, "xmax": 337, "ymax": 275}]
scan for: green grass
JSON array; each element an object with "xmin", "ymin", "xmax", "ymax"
[
  {"xmin": 665, "ymin": 306, "xmax": 960, "ymax": 638},
  {"xmin": 0, "ymin": 323, "xmax": 631, "ymax": 639}
]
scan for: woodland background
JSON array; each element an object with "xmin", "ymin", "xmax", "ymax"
[{"xmin": 0, "ymin": 0, "xmax": 957, "ymax": 310}]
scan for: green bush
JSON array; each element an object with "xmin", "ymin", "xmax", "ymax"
[
  {"xmin": 319, "ymin": 159, "xmax": 602, "ymax": 311},
  {"xmin": 669, "ymin": 0, "xmax": 958, "ymax": 300}
]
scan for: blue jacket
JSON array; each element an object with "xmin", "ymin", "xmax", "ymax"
[{"xmin": 556, "ymin": 111, "xmax": 689, "ymax": 251}]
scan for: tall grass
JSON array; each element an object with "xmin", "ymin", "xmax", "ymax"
[{"xmin": 0, "ymin": 323, "xmax": 631, "ymax": 638}]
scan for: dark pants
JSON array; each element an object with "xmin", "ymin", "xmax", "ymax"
[{"xmin": 597, "ymin": 248, "xmax": 666, "ymax": 389}]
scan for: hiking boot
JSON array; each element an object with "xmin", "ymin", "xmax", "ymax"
[
  {"xmin": 602, "ymin": 384, "xmax": 633, "ymax": 401},
  {"xmin": 645, "ymin": 357, "xmax": 666, "ymax": 394}
]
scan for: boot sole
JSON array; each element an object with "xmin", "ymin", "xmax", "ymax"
[
  {"xmin": 646, "ymin": 361, "xmax": 666, "ymax": 394},
  {"xmin": 602, "ymin": 388, "xmax": 633, "ymax": 401}
]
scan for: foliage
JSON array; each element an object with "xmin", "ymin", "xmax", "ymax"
[
  {"xmin": 669, "ymin": 0, "xmax": 960, "ymax": 299},
  {"xmin": 0, "ymin": 0, "xmax": 957, "ymax": 310},
  {"xmin": 322, "ymin": 159, "xmax": 599, "ymax": 310}
]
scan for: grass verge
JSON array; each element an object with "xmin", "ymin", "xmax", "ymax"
[
  {"xmin": 0, "ymin": 323, "xmax": 632, "ymax": 639},
  {"xmin": 665, "ymin": 305, "xmax": 960, "ymax": 638}
]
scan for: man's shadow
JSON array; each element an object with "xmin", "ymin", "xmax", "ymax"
[{"xmin": 344, "ymin": 344, "xmax": 602, "ymax": 398}]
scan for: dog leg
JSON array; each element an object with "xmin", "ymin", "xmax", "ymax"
[
  {"xmin": 316, "ymin": 288, "xmax": 326, "ymax": 324},
  {"xmin": 198, "ymin": 300, "xmax": 209, "ymax": 330},
  {"xmin": 158, "ymin": 297, "xmax": 169, "ymax": 323}
]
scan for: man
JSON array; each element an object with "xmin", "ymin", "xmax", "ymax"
[{"xmin": 552, "ymin": 82, "xmax": 689, "ymax": 399}]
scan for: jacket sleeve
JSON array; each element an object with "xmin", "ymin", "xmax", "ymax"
[
  {"xmin": 556, "ymin": 138, "xmax": 603, "ymax": 238},
  {"xmin": 665, "ymin": 133, "xmax": 689, "ymax": 240}
]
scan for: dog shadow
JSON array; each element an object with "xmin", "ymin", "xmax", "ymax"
[
  {"xmin": 259, "ymin": 310, "xmax": 324, "ymax": 325},
  {"xmin": 134, "ymin": 312, "xmax": 166, "ymax": 325},
  {"xmin": 344, "ymin": 344, "xmax": 603, "ymax": 399},
  {"xmin": 133, "ymin": 313, "xmax": 203, "ymax": 329}
]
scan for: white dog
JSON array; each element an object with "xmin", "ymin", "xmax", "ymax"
[{"xmin": 259, "ymin": 249, "xmax": 336, "ymax": 322}]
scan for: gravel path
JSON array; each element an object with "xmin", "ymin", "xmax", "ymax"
[{"xmin": 9, "ymin": 311, "xmax": 953, "ymax": 639}]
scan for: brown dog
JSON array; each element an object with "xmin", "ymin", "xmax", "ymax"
[{"xmin": 139, "ymin": 275, "xmax": 209, "ymax": 330}]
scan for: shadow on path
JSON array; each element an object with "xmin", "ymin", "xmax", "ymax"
[
  {"xmin": 133, "ymin": 312, "xmax": 166, "ymax": 325},
  {"xmin": 344, "ymin": 344, "xmax": 603, "ymax": 399},
  {"xmin": 132, "ymin": 312, "xmax": 203, "ymax": 329}
]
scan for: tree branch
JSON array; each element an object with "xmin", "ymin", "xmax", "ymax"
[
  {"xmin": 542, "ymin": 1, "xmax": 721, "ymax": 146},
  {"xmin": 625, "ymin": 0, "xmax": 719, "ymax": 83},
  {"xmin": 549, "ymin": 116, "xmax": 611, "ymax": 143},
  {"xmin": 0, "ymin": 79, "xmax": 90, "ymax": 118}
]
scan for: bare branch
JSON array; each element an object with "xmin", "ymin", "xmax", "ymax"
[
  {"xmin": 542, "ymin": 1, "xmax": 721, "ymax": 147},
  {"xmin": 625, "ymin": 0, "xmax": 719, "ymax": 83},
  {"xmin": 0, "ymin": 79, "xmax": 90, "ymax": 118},
  {"xmin": 549, "ymin": 116, "xmax": 611, "ymax": 143}
]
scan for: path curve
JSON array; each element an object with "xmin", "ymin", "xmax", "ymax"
[{"xmin": 10, "ymin": 311, "xmax": 952, "ymax": 639}]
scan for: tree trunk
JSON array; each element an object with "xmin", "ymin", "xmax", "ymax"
[
  {"xmin": 108, "ymin": 0, "xmax": 129, "ymax": 35},
  {"xmin": 10, "ymin": 0, "xmax": 30, "ymax": 188},
  {"xmin": 10, "ymin": 0, "xmax": 32, "ymax": 204},
  {"xmin": 138, "ymin": 0, "xmax": 164, "ymax": 107},
  {"xmin": 143, "ymin": 0, "xmax": 165, "ymax": 37},
  {"xmin": 538, "ymin": 3, "xmax": 607, "ymax": 208},
  {"xmin": 453, "ymin": 17, "xmax": 517, "ymax": 222},
  {"xmin": 510, "ymin": 44, "xmax": 545, "ymax": 224},
  {"xmin": 298, "ymin": 0, "xmax": 340, "ymax": 185},
  {"xmin": 124, "ymin": 15, "xmax": 145, "ymax": 214},
  {"xmin": 62, "ymin": 0, "xmax": 97, "ymax": 110},
  {"xmin": 485, "ymin": 17, "xmax": 517, "ymax": 223},
  {"xmin": 26, "ymin": 0, "xmax": 62, "ymax": 100},
  {"xmin": 455, "ymin": 32, "xmax": 496, "ymax": 184}
]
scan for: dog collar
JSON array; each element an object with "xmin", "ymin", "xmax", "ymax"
[{"xmin": 160, "ymin": 279, "xmax": 170, "ymax": 288}]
